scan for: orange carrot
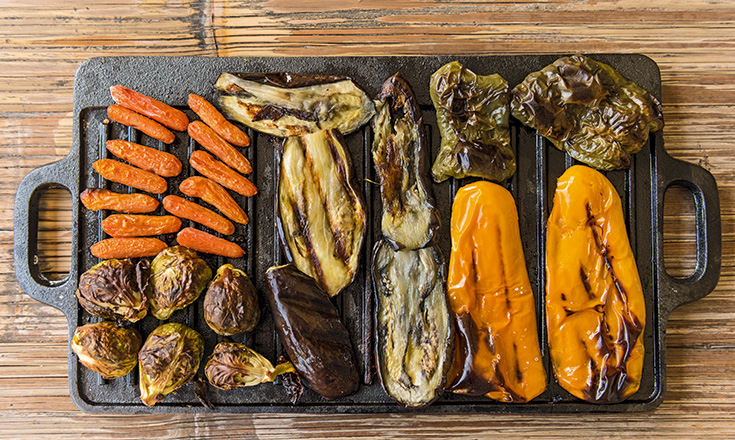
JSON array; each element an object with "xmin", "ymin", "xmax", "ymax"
[
  {"xmin": 163, "ymin": 195, "xmax": 235, "ymax": 235},
  {"xmin": 188, "ymin": 121, "xmax": 252, "ymax": 174},
  {"xmin": 90, "ymin": 237, "xmax": 168, "ymax": 259},
  {"xmin": 188, "ymin": 94, "xmax": 250, "ymax": 147},
  {"xmin": 111, "ymin": 85, "xmax": 188, "ymax": 131},
  {"xmin": 179, "ymin": 176, "xmax": 249, "ymax": 225},
  {"xmin": 189, "ymin": 150, "xmax": 257, "ymax": 197},
  {"xmin": 80, "ymin": 188, "xmax": 159, "ymax": 213},
  {"xmin": 107, "ymin": 105, "xmax": 176, "ymax": 144},
  {"xmin": 177, "ymin": 227, "xmax": 244, "ymax": 258},
  {"xmin": 106, "ymin": 140, "xmax": 182, "ymax": 177},
  {"xmin": 101, "ymin": 215, "xmax": 182, "ymax": 237},
  {"xmin": 93, "ymin": 159, "xmax": 167, "ymax": 194}
]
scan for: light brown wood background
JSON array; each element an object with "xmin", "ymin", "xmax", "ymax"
[{"xmin": 2, "ymin": 0, "xmax": 734, "ymax": 438}]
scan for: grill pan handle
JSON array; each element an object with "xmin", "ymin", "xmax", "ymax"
[
  {"xmin": 657, "ymin": 154, "xmax": 721, "ymax": 317},
  {"xmin": 13, "ymin": 155, "xmax": 78, "ymax": 316}
]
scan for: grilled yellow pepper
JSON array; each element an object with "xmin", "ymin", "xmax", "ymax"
[{"xmin": 546, "ymin": 165, "xmax": 645, "ymax": 403}]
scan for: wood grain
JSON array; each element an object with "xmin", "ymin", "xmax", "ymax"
[{"xmin": 1, "ymin": 0, "xmax": 734, "ymax": 438}]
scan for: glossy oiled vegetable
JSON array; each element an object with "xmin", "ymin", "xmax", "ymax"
[
  {"xmin": 372, "ymin": 241, "xmax": 453, "ymax": 408},
  {"xmin": 372, "ymin": 73, "xmax": 438, "ymax": 251},
  {"xmin": 278, "ymin": 129, "xmax": 366, "ymax": 297},
  {"xmin": 265, "ymin": 264, "xmax": 359, "ymax": 399},
  {"xmin": 146, "ymin": 246, "xmax": 212, "ymax": 320},
  {"xmin": 205, "ymin": 342, "xmax": 295, "ymax": 390},
  {"xmin": 446, "ymin": 181, "xmax": 546, "ymax": 403},
  {"xmin": 75, "ymin": 259, "xmax": 149, "ymax": 322},
  {"xmin": 546, "ymin": 165, "xmax": 645, "ymax": 403},
  {"xmin": 139, "ymin": 323, "xmax": 203, "ymax": 407},
  {"xmin": 71, "ymin": 321, "xmax": 142, "ymax": 379},
  {"xmin": 203, "ymin": 264, "xmax": 260, "ymax": 335},
  {"xmin": 430, "ymin": 61, "xmax": 516, "ymax": 183},
  {"xmin": 214, "ymin": 72, "xmax": 375, "ymax": 137},
  {"xmin": 511, "ymin": 55, "xmax": 664, "ymax": 170}
]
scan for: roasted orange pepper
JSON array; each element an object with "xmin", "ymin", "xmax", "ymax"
[
  {"xmin": 546, "ymin": 165, "xmax": 645, "ymax": 403},
  {"xmin": 446, "ymin": 181, "xmax": 546, "ymax": 403}
]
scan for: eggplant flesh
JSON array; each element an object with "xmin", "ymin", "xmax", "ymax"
[
  {"xmin": 373, "ymin": 241, "xmax": 453, "ymax": 408},
  {"xmin": 278, "ymin": 129, "xmax": 366, "ymax": 297},
  {"xmin": 215, "ymin": 72, "xmax": 375, "ymax": 137},
  {"xmin": 265, "ymin": 264, "xmax": 359, "ymax": 400},
  {"xmin": 372, "ymin": 73, "xmax": 439, "ymax": 251}
]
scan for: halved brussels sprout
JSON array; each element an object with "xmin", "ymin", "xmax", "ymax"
[
  {"xmin": 203, "ymin": 264, "xmax": 260, "ymax": 336},
  {"xmin": 75, "ymin": 259, "xmax": 148, "ymax": 322},
  {"xmin": 146, "ymin": 246, "xmax": 212, "ymax": 320},
  {"xmin": 205, "ymin": 342, "xmax": 295, "ymax": 390},
  {"xmin": 71, "ymin": 321, "xmax": 142, "ymax": 379}
]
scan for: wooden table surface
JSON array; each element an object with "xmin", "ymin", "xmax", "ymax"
[{"xmin": 2, "ymin": 1, "xmax": 734, "ymax": 438}]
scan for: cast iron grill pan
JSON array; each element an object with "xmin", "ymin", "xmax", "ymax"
[{"xmin": 14, "ymin": 55, "xmax": 721, "ymax": 413}]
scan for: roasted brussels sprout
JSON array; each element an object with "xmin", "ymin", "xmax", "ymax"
[
  {"xmin": 546, "ymin": 165, "xmax": 645, "ymax": 403},
  {"xmin": 71, "ymin": 321, "xmax": 142, "ymax": 379},
  {"xmin": 265, "ymin": 264, "xmax": 359, "ymax": 399},
  {"xmin": 372, "ymin": 241, "xmax": 453, "ymax": 408},
  {"xmin": 511, "ymin": 55, "xmax": 664, "ymax": 170},
  {"xmin": 146, "ymin": 246, "xmax": 212, "ymax": 320},
  {"xmin": 75, "ymin": 258, "xmax": 148, "ymax": 322},
  {"xmin": 372, "ymin": 73, "xmax": 439, "ymax": 251},
  {"xmin": 430, "ymin": 61, "xmax": 516, "ymax": 183},
  {"xmin": 215, "ymin": 72, "xmax": 375, "ymax": 137},
  {"xmin": 203, "ymin": 264, "xmax": 260, "ymax": 335},
  {"xmin": 138, "ymin": 323, "xmax": 204, "ymax": 407},
  {"xmin": 205, "ymin": 342, "xmax": 295, "ymax": 390},
  {"xmin": 278, "ymin": 129, "xmax": 366, "ymax": 297}
]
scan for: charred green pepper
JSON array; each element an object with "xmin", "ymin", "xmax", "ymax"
[{"xmin": 510, "ymin": 54, "xmax": 664, "ymax": 170}]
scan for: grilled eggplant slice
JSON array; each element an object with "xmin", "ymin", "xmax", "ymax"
[
  {"xmin": 446, "ymin": 181, "xmax": 546, "ymax": 403},
  {"xmin": 430, "ymin": 61, "xmax": 516, "ymax": 183},
  {"xmin": 215, "ymin": 72, "xmax": 375, "ymax": 137},
  {"xmin": 265, "ymin": 264, "xmax": 359, "ymax": 400},
  {"xmin": 546, "ymin": 165, "xmax": 645, "ymax": 403},
  {"xmin": 277, "ymin": 129, "xmax": 366, "ymax": 297},
  {"xmin": 372, "ymin": 240, "xmax": 453, "ymax": 408},
  {"xmin": 511, "ymin": 55, "xmax": 664, "ymax": 170},
  {"xmin": 372, "ymin": 73, "xmax": 439, "ymax": 251}
]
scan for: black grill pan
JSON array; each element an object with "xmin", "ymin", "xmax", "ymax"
[{"xmin": 13, "ymin": 55, "xmax": 721, "ymax": 413}]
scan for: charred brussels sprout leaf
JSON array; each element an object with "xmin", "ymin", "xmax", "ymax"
[
  {"xmin": 372, "ymin": 73, "xmax": 439, "ymax": 251},
  {"xmin": 203, "ymin": 264, "xmax": 260, "ymax": 335},
  {"xmin": 75, "ymin": 259, "xmax": 149, "ymax": 322},
  {"xmin": 430, "ymin": 61, "xmax": 515, "ymax": 183},
  {"xmin": 278, "ymin": 129, "xmax": 366, "ymax": 297},
  {"xmin": 510, "ymin": 55, "xmax": 664, "ymax": 170},
  {"xmin": 205, "ymin": 342, "xmax": 295, "ymax": 390},
  {"xmin": 71, "ymin": 321, "xmax": 142, "ymax": 379},
  {"xmin": 138, "ymin": 323, "xmax": 204, "ymax": 407},
  {"xmin": 265, "ymin": 264, "xmax": 359, "ymax": 399},
  {"xmin": 372, "ymin": 241, "xmax": 453, "ymax": 408},
  {"xmin": 214, "ymin": 72, "xmax": 375, "ymax": 137},
  {"xmin": 146, "ymin": 246, "xmax": 212, "ymax": 320}
]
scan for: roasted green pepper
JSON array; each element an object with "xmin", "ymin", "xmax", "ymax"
[{"xmin": 511, "ymin": 55, "xmax": 664, "ymax": 170}]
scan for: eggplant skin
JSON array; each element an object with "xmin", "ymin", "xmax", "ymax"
[
  {"xmin": 372, "ymin": 73, "xmax": 439, "ymax": 251},
  {"xmin": 277, "ymin": 129, "xmax": 366, "ymax": 297},
  {"xmin": 372, "ymin": 241, "xmax": 453, "ymax": 408},
  {"xmin": 265, "ymin": 264, "xmax": 359, "ymax": 400},
  {"xmin": 510, "ymin": 55, "xmax": 664, "ymax": 171},
  {"xmin": 214, "ymin": 72, "xmax": 375, "ymax": 137},
  {"xmin": 430, "ymin": 61, "xmax": 516, "ymax": 183}
]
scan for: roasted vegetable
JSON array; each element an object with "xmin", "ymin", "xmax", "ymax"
[
  {"xmin": 93, "ymin": 159, "xmax": 167, "ymax": 194},
  {"xmin": 188, "ymin": 121, "xmax": 252, "ymax": 174},
  {"xmin": 372, "ymin": 241, "xmax": 452, "ymax": 408},
  {"xmin": 101, "ymin": 214, "xmax": 181, "ymax": 237},
  {"xmin": 203, "ymin": 264, "xmax": 260, "ymax": 335},
  {"xmin": 107, "ymin": 104, "xmax": 176, "ymax": 144},
  {"xmin": 71, "ymin": 321, "xmax": 142, "ymax": 379},
  {"xmin": 110, "ymin": 85, "xmax": 189, "ymax": 131},
  {"xmin": 372, "ymin": 73, "xmax": 439, "ymax": 251},
  {"xmin": 446, "ymin": 181, "xmax": 546, "ymax": 403},
  {"xmin": 278, "ymin": 129, "xmax": 366, "ymax": 297},
  {"xmin": 546, "ymin": 165, "xmax": 645, "ymax": 403},
  {"xmin": 106, "ymin": 140, "xmax": 182, "ymax": 178},
  {"xmin": 430, "ymin": 61, "xmax": 515, "ymax": 183},
  {"xmin": 139, "ymin": 323, "xmax": 203, "ymax": 407},
  {"xmin": 75, "ymin": 259, "xmax": 149, "ymax": 322},
  {"xmin": 189, "ymin": 150, "xmax": 257, "ymax": 197},
  {"xmin": 146, "ymin": 246, "xmax": 212, "ymax": 320},
  {"xmin": 215, "ymin": 72, "xmax": 375, "ymax": 137},
  {"xmin": 205, "ymin": 342, "xmax": 295, "ymax": 390},
  {"xmin": 265, "ymin": 264, "xmax": 359, "ymax": 399},
  {"xmin": 90, "ymin": 237, "xmax": 168, "ymax": 260},
  {"xmin": 163, "ymin": 195, "xmax": 235, "ymax": 236},
  {"xmin": 176, "ymin": 227, "xmax": 245, "ymax": 258},
  {"xmin": 511, "ymin": 55, "xmax": 664, "ymax": 170},
  {"xmin": 80, "ymin": 188, "xmax": 159, "ymax": 213},
  {"xmin": 180, "ymin": 176, "xmax": 249, "ymax": 225},
  {"xmin": 188, "ymin": 94, "xmax": 250, "ymax": 147}
]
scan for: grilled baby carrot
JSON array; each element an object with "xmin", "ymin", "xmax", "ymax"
[
  {"xmin": 189, "ymin": 150, "xmax": 257, "ymax": 197},
  {"xmin": 90, "ymin": 237, "xmax": 168, "ymax": 259},
  {"xmin": 188, "ymin": 94, "xmax": 250, "ymax": 147},
  {"xmin": 101, "ymin": 214, "xmax": 182, "ymax": 237},
  {"xmin": 107, "ymin": 105, "xmax": 176, "ymax": 144},
  {"xmin": 163, "ymin": 195, "xmax": 235, "ymax": 235},
  {"xmin": 179, "ymin": 176, "xmax": 249, "ymax": 225},
  {"xmin": 176, "ymin": 227, "xmax": 244, "ymax": 258},
  {"xmin": 188, "ymin": 121, "xmax": 252, "ymax": 174},
  {"xmin": 106, "ymin": 140, "xmax": 182, "ymax": 177},
  {"xmin": 111, "ymin": 85, "xmax": 188, "ymax": 131},
  {"xmin": 93, "ymin": 159, "xmax": 167, "ymax": 194},
  {"xmin": 80, "ymin": 188, "xmax": 159, "ymax": 213}
]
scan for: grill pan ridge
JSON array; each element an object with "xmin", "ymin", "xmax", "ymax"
[{"xmin": 13, "ymin": 55, "xmax": 721, "ymax": 413}]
